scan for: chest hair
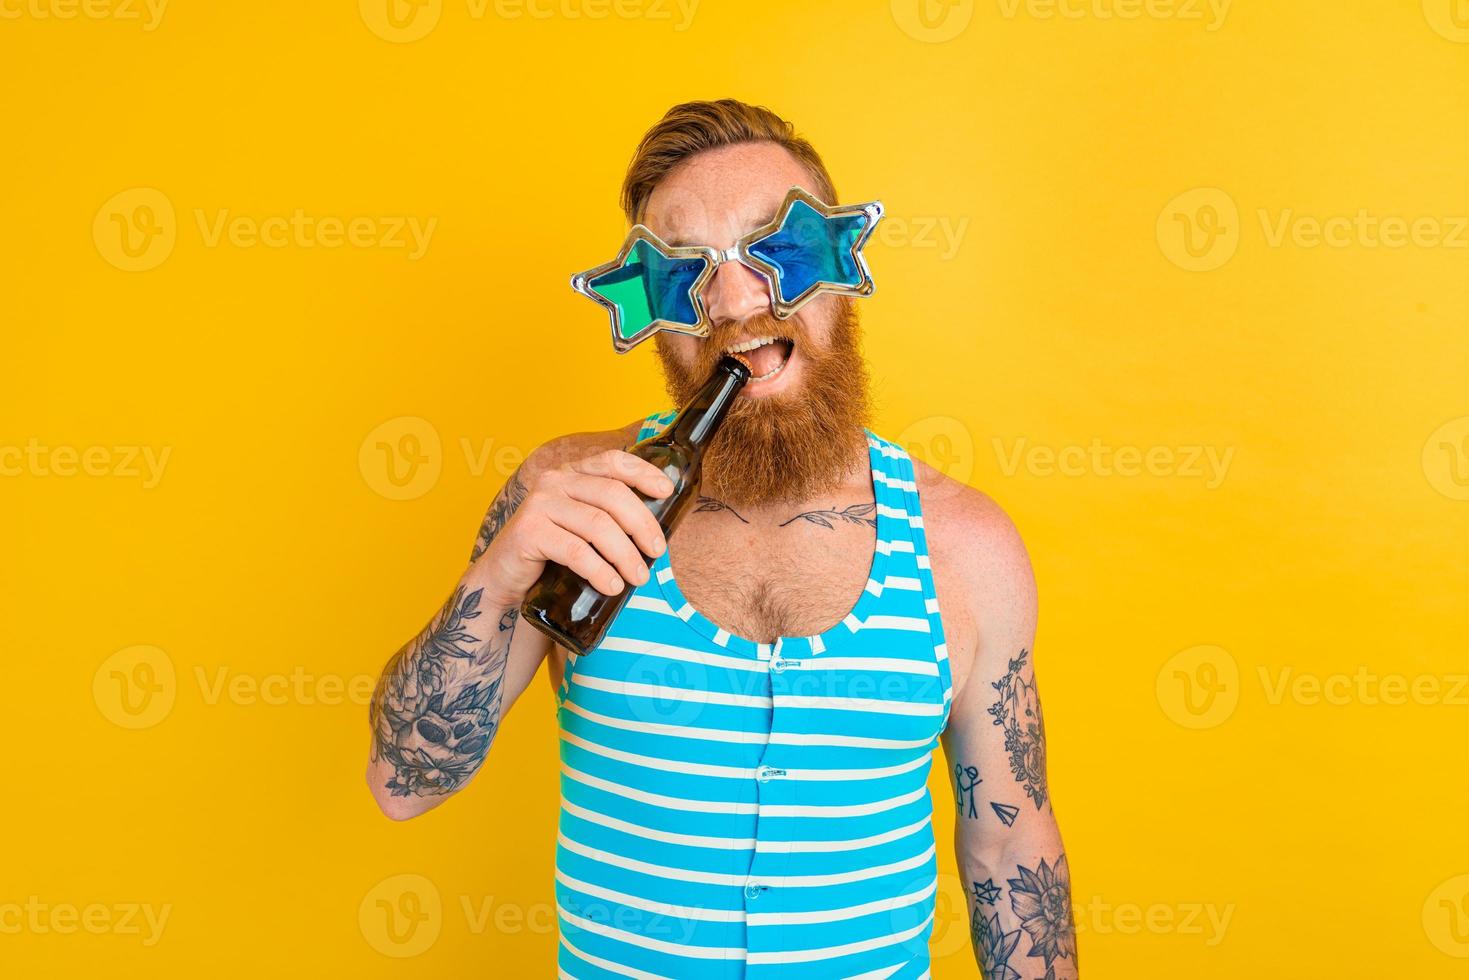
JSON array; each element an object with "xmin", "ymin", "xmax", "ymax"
[{"xmin": 668, "ymin": 514, "xmax": 878, "ymax": 644}]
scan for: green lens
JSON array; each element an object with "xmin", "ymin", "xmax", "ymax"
[{"xmin": 588, "ymin": 239, "xmax": 707, "ymax": 341}]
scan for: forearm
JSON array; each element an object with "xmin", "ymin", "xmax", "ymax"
[
  {"xmin": 946, "ymin": 645, "xmax": 1077, "ymax": 978},
  {"xmin": 367, "ymin": 559, "xmax": 521, "ymax": 820},
  {"xmin": 957, "ymin": 816, "xmax": 1075, "ymax": 980},
  {"xmin": 368, "ymin": 467, "xmax": 531, "ymax": 820}
]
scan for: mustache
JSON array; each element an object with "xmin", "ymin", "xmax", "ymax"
[{"xmin": 696, "ymin": 313, "xmax": 803, "ymax": 374}]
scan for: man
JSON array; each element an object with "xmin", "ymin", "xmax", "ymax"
[{"xmin": 367, "ymin": 99, "xmax": 1076, "ymax": 979}]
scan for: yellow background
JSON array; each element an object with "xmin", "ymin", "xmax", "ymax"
[{"xmin": 4, "ymin": 0, "xmax": 1467, "ymax": 975}]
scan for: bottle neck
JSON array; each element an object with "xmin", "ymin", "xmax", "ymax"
[{"xmin": 665, "ymin": 356, "xmax": 750, "ymax": 450}]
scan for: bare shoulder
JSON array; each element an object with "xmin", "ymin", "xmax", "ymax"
[{"xmin": 912, "ymin": 456, "xmax": 1038, "ymax": 700}]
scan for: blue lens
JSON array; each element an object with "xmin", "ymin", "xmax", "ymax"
[
  {"xmin": 588, "ymin": 239, "xmax": 708, "ymax": 341},
  {"xmin": 746, "ymin": 200, "xmax": 868, "ymax": 304}
]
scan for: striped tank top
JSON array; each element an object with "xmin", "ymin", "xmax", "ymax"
[{"xmin": 555, "ymin": 411, "xmax": 953, "ymax": 979}]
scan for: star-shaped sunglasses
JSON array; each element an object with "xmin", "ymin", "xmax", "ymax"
[{"xmin": 572, "ymin": 186, "xmax": 884, "ymax": 353}]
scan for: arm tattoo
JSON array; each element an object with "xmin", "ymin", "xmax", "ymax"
[
  {"xmin": 370, "ymin": 585, "xmax": 517, "ymax": 798},
  {"xmin": 969, "ymin": 855, "xmax": 1077, "ymax": 980},
  {"xmin": 989, "ymin": 649, "xmax": 1050, "ymax": 810},
  {"xmin": 470, "ymin": 468, "xmax": 528, "ymax": 563},
  {"xmin": 1008, "ymin": 853, "xmax": 1077, "ymax": 975},
  {"xmin": 777, "ymin": 501, "xmax": 877, "ymax": 530},
  {"xmin": 973, "ymin": 879, "xmax": 1003, "ymax": 905},
  {"xmin": 973, "ymin": 907, "xmax": 1023, "ymax": 980},
  {"xmin": 954, "ymin": 763, "xmax": 982, "ymax": 818},
  {"xmin": 693, "ymin": 495, "xmax": 749, "ymax": 523}
]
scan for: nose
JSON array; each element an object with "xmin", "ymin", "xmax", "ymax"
[{"xmin": 702, "ymin": 258, "xmax": 769, "ymax": 326}]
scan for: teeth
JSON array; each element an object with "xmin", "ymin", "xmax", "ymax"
[
  {"xmin": 720, "ymin": 335, "xmax": 792, "ymax": 384},
  {"xmin": 750, "ymin": 360, "xmax": 786, "ymax": 383},
  {"xmin": 723, "ymin": 335, "xmax": 784, "ymax": 354}
]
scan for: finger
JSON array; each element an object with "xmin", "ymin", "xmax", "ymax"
[
  {"xmin": 544, "ymin": 498, "xmax": 650, "ymax": 589},
  {"xmin": 571, "ymin": 450, "xmax": 675, "ymax": 499},
  {"xmin": 563, "ymin": 474, "xmax": 667, "ymax": 558},
  {"xmin": 535, "ymin": 521, "xmax": 624, "ymax": 597}
]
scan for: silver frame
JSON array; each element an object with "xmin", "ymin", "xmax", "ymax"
[
  {"xmin": 571, "ymin": 186, "xmax": 884, "ymax": 353},
  {"xmin": 570, "ymin": 224, "xmax": 719, "ymax": 355}
]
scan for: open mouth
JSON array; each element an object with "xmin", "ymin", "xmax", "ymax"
[{"xmin": 723, "ymin": 335, "xmax": 794, "ymax": 383}]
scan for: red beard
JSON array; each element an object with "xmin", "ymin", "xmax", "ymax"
[{"xmin": 654, "ymin": 299, "xmax": 872, "ymax": 508}]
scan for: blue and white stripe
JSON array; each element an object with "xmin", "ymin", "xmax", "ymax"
[{"xmin": 555, "ymin": 412, "xmax": 952, "ymax": 979}]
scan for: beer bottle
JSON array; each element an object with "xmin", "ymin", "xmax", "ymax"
[{"xmin": 521, "ymin": 354, "xmax": 751, "ymax": 656}]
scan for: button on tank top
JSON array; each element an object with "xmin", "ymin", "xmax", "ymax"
[{"xmin": 555, "ymin": 412, "xmax": 954, "ymax": 979}]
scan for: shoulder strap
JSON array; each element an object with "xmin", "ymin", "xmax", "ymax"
[{"xmin": 635, "ymin": 409, "xmax": 676, "ymax": 441}]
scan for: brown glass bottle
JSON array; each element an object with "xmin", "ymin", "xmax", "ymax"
[{"xmin": 520, "ymin": 355, "xmax": 751, "ymax": 656}]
